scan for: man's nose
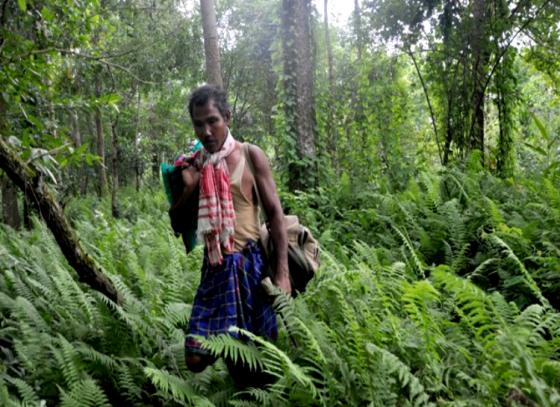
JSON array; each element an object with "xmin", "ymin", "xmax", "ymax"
[{"xmin": 203, "ymin": 123, "xmax": 212, "ymax": 136}]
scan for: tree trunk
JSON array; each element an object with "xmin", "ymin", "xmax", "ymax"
[
  {"xmin": 470, "ymin": 0, "xmax": 489, "ymax": 164},
  {"xmin": 1, "ymin": 177, "xmax": 21, "ymax": 230},
  {"xmin": 324, "ymin": 0, "xmax": 338, "ymax": 172},
  {"xmin": 94, "ymin": 106, "xmax": 108, "ymax": 195},
  {"xmin": 70, "ymin": 109, "xmax": 82, "ymax": 147},
  {"xmin": 281, "ymin": 0, "xmax": 317, "ymax": 191},
  {"xmin": 0, "ymin": 90, "xmax": 21, "ymax": 230},
  {"xmin": 407, "ymin": 49, "xmax": 442, "ymax": 164},
  {"xmin": 23, "ymin": 198, "xmax": 32, "ymax": 230},
  {"xmin": 134, "ymin": 84, "xmax": 142, "ymax": 192},
  {"xmin": 95, "ymin": 79, "xmax": 108, "ymax": 195},
  {"xmin": 152, "ymin": 151, "xmax": 159, "ymax": 181},
  {"xmin": 200, "ymin": 0, "xmax": 223, "ymax": 87},
  {"xmin": 0, "ymin": 137, "xmax": 122, "ymax": 304},
  {"xmin": 354, "ymin": 0, "xmax": 363, "ymax": 61},
  {"xmin": 110, "ymin": 115, "xmax": 120, "ymax": 218},
  {"xmin": 494, "ymin": 3, "xmax": 515, "ymax": 177}
]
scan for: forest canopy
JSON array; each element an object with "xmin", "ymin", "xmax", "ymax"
[{"xmin": 1, "ymin": 0, "xmax": 560, "ymax": 405}]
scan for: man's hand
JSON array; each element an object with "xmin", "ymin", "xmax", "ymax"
[{"xmin": 274, "ymin": 269, "xmax": 292, "ymax": 295}]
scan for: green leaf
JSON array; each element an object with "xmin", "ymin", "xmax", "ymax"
[
  {"xmin": 41, "ymin": 6, "xmax": 55, "ymax": 22},
  {"xmin": 17, "ymin": 0, "xmax": 26, "ymax": 11},
  {"xmin": 522, "ymin": 141, "xmax": 547, "ymax": 156},
  {"xmin": 529, "ymin": 111, "xmax": 549, "ymax": 141}
]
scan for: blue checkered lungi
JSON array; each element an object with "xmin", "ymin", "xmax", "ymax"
[{"xmin": 185, "ymin": 241, "xmax": 278, "ymax": 355}]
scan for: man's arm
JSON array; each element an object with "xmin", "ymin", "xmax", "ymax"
[
  {"xmin": 248, "ymin": 145, "xmax": 291, "ymax": 295},
  {"xmin": 173, "ymin": 166, "xmax": 200, "ymax": 209}
]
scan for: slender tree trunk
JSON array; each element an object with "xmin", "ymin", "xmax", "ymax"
[
  {"xmin": 23, "ymin": 198, "xmax": 32, "ymax": 230},
  {"xmin": 354, "ymin": 0, "xmax": 363, "ymax": 61},
  {"xmin": 0, "ymin": 137, "xmax": 122, "ymax": 304},
  {"xmin": 94, "ymin": 79, "xmax": 108, "ymax": 195},
  {"xmin": 200, "ymin": 0, "xmax": 223, "ymax": 87},
  {"xmin": 70, "ymin": 109, "xmax": 82, "ymax": 147},
  {"xmin": 324, "ymin": 0, "xmax": 338, "ymax": 171},
  {"xmin": 110, "ymin": 114, "xmax": 120, "ymax": 218},
  {"xmin": 69, "ymin": 108, "xmax": 86, "ymax": 195},
  {"xmin": 407, "ymin": 49, "xmax": 442, "ymax": 164},
  {"xmin": 134, "ymin": 85, "xmax": 142, "ymax": 192},
  {"xmin": 152, "ymin": 150, "xmax": 159, "ymax": 181},
  {"xmin": 282, "ymin": 0, "xmax": 317, "ymax": 191},
  {"xmin": 94, "ymin": 106, "xmax": 108, "ymax": 195}
]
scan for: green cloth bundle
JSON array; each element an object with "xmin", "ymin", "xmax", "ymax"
[{"xmin": 161, "ymin": 141, "xmax": 202, "ymax": 253}]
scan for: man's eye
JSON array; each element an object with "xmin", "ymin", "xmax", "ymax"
[
  {"xmin": 193, "ymin": 122, "xmax": 203, "ymax": 127},
  {"xmin": 208, "ymin": 118, "xmax": 218, "ymax": 124}
]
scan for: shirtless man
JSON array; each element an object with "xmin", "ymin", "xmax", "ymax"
[{"xmin": 178, "ymin": 85, "xmax": 290, "ymax": 377}]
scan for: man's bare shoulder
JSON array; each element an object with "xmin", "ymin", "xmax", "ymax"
[{"xmin": 245, "ymin": 143, "xmax": 270, "ymax": 172}]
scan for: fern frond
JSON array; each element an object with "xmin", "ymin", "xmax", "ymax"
[
  {"xmin": 59, "ymin": 378, "xmax": 111, "ymax": 407},
  {"xmin": 366, "ymin": 343, "xmax": 434, "ymax": 406},
  {"xmin": 200, "ymin": 334, "xmax": 264, "ymax": 372},
  {"xmin": 431, "ymin": 267, "xmax": 501, "ymax": 348},
  {"xmin": 484, "ymin": 233, "xmax": 550, "ymax": 308},
  {"xmin": 144, "ymin": 367, "xmax": 213, "ymax": 406},
  {"xmin": 392, "ymin": 224, "xmax": 425, "ymax": 278},
  {"xmin": 7, "ymin": 378, "xmax": 39, "ymax": 405},
  {"xmin": 229, "ymin": 327, "xmax": 320, "ymax": 400},
  {"xmin": 50, "ymin": 335, "xmax": 82, "ymax": 390}
]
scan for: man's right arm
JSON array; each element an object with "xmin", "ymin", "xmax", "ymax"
[{"xmin": 173, "ymin": 166, "xmax": 200, "ymax": 209}]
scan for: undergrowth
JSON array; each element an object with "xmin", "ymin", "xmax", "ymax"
[{"xmin": 0, "ymin": 170, "xmax": 559, "ymax": 406}]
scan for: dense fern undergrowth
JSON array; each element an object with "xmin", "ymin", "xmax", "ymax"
[{"xmin": 1, "ymin": 167, "xmax": 560, "ymax": 406}]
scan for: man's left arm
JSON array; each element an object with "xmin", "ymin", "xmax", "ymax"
[{"xmin": 248, "ymin": 145, "xmax": 291, "ymax": 295}]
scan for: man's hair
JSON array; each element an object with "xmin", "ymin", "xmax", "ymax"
[{"xmin": 188, "ymin": 84, "xmax": 231, "ymax": 119}]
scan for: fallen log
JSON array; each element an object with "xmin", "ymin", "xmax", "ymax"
[{"xmin": 0, "ymin": 137, "xmax": 122, "ymax": 304}]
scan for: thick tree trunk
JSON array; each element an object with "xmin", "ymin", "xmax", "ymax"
[
  {"xmin": 470, "ymin": 0, "xmax": 489, "ymax": 164},
  {"xmin": 282, "ymin": 0, "xmax": 317, "ymax": 191},
  {"xmin": 0, "ymin": 91, "xmax": 21, "ymax": 230},
  {"xmin": 495, "ymin": 2, "xmax": 514, "ymax": 177},
  {"xmin": 0, "ymin": 137, "xmax": 122, "ymax": 304},
  {"xmin": 200, "ymin": 0, "xmax": 223, "ymax": 87}
]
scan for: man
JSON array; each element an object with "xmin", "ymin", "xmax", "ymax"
[{"xmin": 177, "ymin": 84, "xmax": 291, "ymax": 376}]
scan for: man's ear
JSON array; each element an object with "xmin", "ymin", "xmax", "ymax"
[{"xmin": 224, "ymin": 110, "xmax": 232, "ymax": 126}]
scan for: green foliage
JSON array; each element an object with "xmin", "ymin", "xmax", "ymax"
[
  {"xmin": 1, "ymin": 0, "xmax": 560, "ymax": 406},
  {"xmin": 1, "ymin": 176, "xmax": 559, "ymax": 405}
]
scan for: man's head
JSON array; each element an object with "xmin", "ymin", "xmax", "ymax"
[{"xmin": 188, "ymin": 85, "xmax": 232, "ymax": 153}]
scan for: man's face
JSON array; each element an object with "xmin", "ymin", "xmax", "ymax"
[{"xmin": 191, "ymin": 100, "xmax": 231, "ymax": 154}]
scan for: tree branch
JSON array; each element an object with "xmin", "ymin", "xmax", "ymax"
[
  {"xmin": 15, "ymin": 48, "xmax": 156, "ymax": 85},
  {"xmin": 406, "ymin": 48, "xmax": 443, "ymax": 164}
]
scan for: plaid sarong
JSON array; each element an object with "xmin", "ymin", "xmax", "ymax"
[{"xmin": 185, "ymin": 241, "xmax": 277, "ymax": 355}]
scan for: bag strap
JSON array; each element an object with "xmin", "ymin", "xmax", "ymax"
[{"xmin": 242, "ymin": 143, "xmax": 264, "ymax": 218}]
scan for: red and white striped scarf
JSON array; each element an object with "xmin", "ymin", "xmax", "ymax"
[{"xmin": 197, "ymin": 132, "xmax": 236, "ymax": 265}]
